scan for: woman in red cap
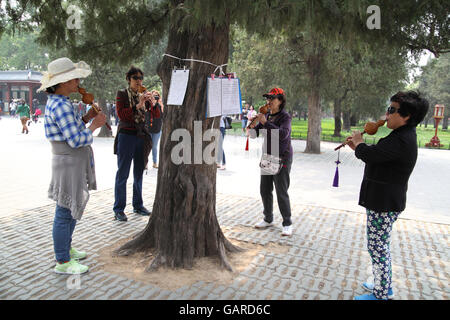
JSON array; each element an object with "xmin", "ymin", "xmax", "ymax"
[{"xmin": 248, "ymin": 88, "xmax": 293, "ymax": 236}]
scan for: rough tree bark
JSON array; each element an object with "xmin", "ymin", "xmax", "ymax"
[
  {"xmin": 97, "ymin": 97, "xmax": 112, "ymax": 138},
  {"xmin": 304, "ymin": 40, "xmax": 324, "ymax": 154},
  {"xmin": 114, "ymin": 12, "xmax": 240, "ymax": 271},
  {"xmin": 333, "ymin": 89, "xmax": 350, "ymax": 137},
  {"xmin": 333, "ymin": 98, "xmax": 342, "ymax": 137},
  {"xmin": 342, "ymin": 109, "xmax": 351, "ymax": 131}
]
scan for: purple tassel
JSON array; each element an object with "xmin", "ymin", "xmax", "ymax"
[
  {"xmin": 332, "ymin": 164, "xmax": 340, "ymax": 187},
  {"xmin": 333, "ymin": 150, "xmax": 341, "ymax": 187}
]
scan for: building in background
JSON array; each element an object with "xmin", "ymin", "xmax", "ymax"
[{"xmin": 0, "ymin": 70, "xmax": 45, "ymax": 113}]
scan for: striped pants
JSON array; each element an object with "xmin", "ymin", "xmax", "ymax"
[{"xmin": 366, "ymin": 209, "xmax": 401, "ymax": 300}]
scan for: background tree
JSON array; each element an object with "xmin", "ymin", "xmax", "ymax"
[
  {"xmin": 0, "ymin": 31, "xmax": 49, "ymax": 70},
  {"xmin": 417, "ymin": 53, "xmax": 450, "ymax": 129}
]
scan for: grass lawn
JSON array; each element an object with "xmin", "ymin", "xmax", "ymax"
[{"xmin": 231, "ymin": 118, "xmax": 450, "ymax": 149}]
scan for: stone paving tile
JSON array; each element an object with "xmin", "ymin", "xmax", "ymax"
[{"xmin": 0, "ymin": 184, "xmax": 448, "ymax": 301}]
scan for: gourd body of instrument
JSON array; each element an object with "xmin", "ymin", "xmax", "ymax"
[
  {"xmin": 138, "ymin": 85, "xmax": 147, "ymax": 94},
  {"xmin": 78, "ymin": 87, "xmax": 112, "ymax": 130},
  {"xmin": 334, "ymin": 119, "xmax": 385, "ymax": 151}
]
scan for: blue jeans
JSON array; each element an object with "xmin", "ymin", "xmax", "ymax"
[
  {"xmin": 113, "ymin": 133, "xmax": 145, "ymax": 213},
  {"xmin": 53, "ymin": 204, "xmax": 77, "ymax": 263},
  {"xmin": 150, "ymin": 131, "xmax": 161, "ymax": 164}
]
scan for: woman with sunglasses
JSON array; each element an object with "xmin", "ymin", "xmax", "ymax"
[
  {"xmin": 248, "ymin": 88, "xmax": 293, "ymax": 237},
  {"xmin": 113, "ymin": 66, "xmax": 156, "ymax": 222},
  {"xmin": 346, "ymin": 91, "xmax": 429, "ymax": 300}
]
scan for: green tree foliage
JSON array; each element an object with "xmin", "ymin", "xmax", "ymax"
[
  {"xmin": 417, "ymin": 53, "xmax": 450, "ymax": 129},
  {"xmin": 0, "ymin": 31, "xmax": 51, "ymax": 70}
]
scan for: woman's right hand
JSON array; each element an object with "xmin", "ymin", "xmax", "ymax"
[{"xmin": 137, "ymin": 92, "xmax": 152, "ymax": 109}]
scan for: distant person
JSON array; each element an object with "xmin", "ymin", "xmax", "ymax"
[
  {"xmin": 216, "ymin": 115, "xmax": 227, "ymax": 170},
  {"xmin": 111, "ymin": 102, "xmax": 118, "ymax": 126},
  {"xmin": 32, "ymin": 108, "xmax": 42, "ymax": 123},
  {"xmin": 9, "ymin": 99, "xmax": 17, "ymax": 118},
  {"xmin": 16, "ymin": 99, "xmax": 31, "ymax": 134},
  {"xmin": 241, "ymin": 103, "xmax": 249, "ymax": 133},
  {"xmin": 346, "ymin": 91, "xmax": 429, "ymax": 300},
  {"xmin": 247, "ymin": 105, "xmax": 256, "ymax": 125},
  {"xmin": 148, "ymin": 90, "xmax": 163, "ymax": 169}
]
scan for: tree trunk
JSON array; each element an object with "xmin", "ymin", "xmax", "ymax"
[
  {"xmin": 350, "ymin": 114, "xmax": 357, "ymax": 127},
  {"xmin": 333, "ymin": 98, "xmax": 342, "ymax": 137},
  {"xmin": 424, "ymin": 116, "xmax": 429, "ymax": 128},
  {"xmin": 97, "ymin": 97, "xmax": 112, "ymax": 137},
  {"xmin": 342, "ymin": 108, "xmax": 351, "ymax": 131},
  {"xmin": 114, "ymin": 10, "xmax": 240, "ymax": 271},
  {"xmin": 304, "ymin": 43, "xmax": 324, "ymax": 154},
  {"xmin": 442, "ymin": 110, "xmax": 448, "ymax": 130}
]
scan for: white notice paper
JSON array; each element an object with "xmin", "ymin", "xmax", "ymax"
[
  {"xmin": 206, "ymin": 77, "xmax": 242, "ymax": 118},
  {"xmin": 206, "ymin": 77, "xmax": 222, "ymax": 117},
  {"xmin": 221, "ymin": 78, "xmax": 241, "ymax": 115},
  {"xmin": 167, "ymin": 69, "xmax": 190, "ymax": 105}
]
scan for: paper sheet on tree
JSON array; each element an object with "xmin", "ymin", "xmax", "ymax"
[
  {"xmin": 167, "ymin": 69, "xmax": 190, "ymax": 106},
  {"xmin": 206, "ymin": 77, "xmax": 242, "ymax": 117}
]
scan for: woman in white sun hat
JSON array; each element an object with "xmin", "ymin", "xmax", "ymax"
[{"xmin": 38, "ymin": 57, "xmax": 106, "ymax": 275}]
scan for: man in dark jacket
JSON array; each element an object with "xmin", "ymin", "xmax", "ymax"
[{"xmin": 347, "ymin": 91, "xmax": 429, "ymax": 300}]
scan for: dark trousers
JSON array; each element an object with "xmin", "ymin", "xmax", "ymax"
[
  {"xmin": 260, "ymin": 158, "xmax": 292, "ymax": 226},
  {"xmin": 113, "ymin": 133, "xmax": 145, "ymax": 213}
]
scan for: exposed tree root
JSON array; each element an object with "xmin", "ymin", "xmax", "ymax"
[
  {"xmin": 112, "ymin": 229, "xmax": 153, "ymax": 257},
  {"xmin": 145, "ymin": 254, "xmax": 164, "ymax": 272}
]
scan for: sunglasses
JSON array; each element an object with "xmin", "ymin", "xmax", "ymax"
[
  {"xmin": 131, "ymin": 75, "xmax": 144, "ymax": 80},
  {"xmin": 387, "ymin": 106, "xmax": 400, "ymax": 114},
  {"xmin": 265, "ymin": 95, "xmax": 277, "ymax": 100}
]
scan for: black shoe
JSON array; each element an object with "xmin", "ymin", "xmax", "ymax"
[
  {"xmin": 133, "ymin": 207, "xmax": 151, "ymax": 216},
  {"xmin": 114, "ymin": 212, "xmax": 128, "ymax": 221}
]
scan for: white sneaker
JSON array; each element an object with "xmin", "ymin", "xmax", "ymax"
[
  {"xmin": 281, "ymin": 225, "xmax": 293, "ymax": 236},
  {"xmin": 255, "ymin": 220, "xmax": 274, "ymax": 229}
]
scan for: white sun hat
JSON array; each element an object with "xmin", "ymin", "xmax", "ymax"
[{"xmin": 37, "ymin": 57, "xmax": 92, "ymax": 92}]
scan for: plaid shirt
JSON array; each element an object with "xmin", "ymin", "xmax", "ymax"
[{"xmin": 44, "ymin": 94, "xmax": 93, "ymax": 148}]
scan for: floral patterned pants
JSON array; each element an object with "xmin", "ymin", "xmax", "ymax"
[{"xmin": 366, "ymin": 209, "xmax": 401, "ymax": 300}]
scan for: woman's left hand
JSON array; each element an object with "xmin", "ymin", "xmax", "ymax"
[
  {"xmin": 349, "ymin": 130, "xmax": 364, "ymax": 149},
  {"xmin": 256, "ymin": 113, "xmax": 267, "ymax": 125}
]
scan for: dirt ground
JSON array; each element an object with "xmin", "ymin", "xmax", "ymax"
[{"xmin": 97, "ymin": 226, "xmax": 290, "ymax": 291}]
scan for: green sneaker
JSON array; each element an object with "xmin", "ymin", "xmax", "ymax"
[
  {"xmin": 70, "ymin": 247, "xmax": 87, "ymax": 260},
  {"xmin": 54, "ymin": 259, "xmax": 89, "ymax": 275}
]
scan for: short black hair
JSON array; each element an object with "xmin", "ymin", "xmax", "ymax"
[
  {"xmin": 126, "ymin": 66, "xmax": 144, "ymax": 81},
  {"xmin": 390, "ymin": 91, "xmax": 429, "ymax": 127},
  {"xmin": 45, "ymin": 84, "xmax": 60, "ymax": 94}
]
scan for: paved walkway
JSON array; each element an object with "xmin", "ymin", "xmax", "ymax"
[{"xmin": 0, "ymin": 116, "xmax": 448, "ymax": 300}]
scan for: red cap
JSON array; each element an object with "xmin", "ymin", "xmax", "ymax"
[{"xmin": 263, "ymin": 87, "xmax": 285, "ymax": 98}]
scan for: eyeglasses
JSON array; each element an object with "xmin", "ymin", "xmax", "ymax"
[
  {"xmin": 387, "ymin": 106, "xmax": 400, "ymax": 114},
  {"xmin": 265, "ymin": 95, "xmax": 277, "ymax": 100},
  {"xmin": 131, "ymin": 75, "xmax": 144, "ymax": 80}
]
